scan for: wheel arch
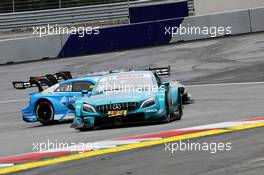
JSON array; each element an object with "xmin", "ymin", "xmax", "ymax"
[
  {"xmin": 166, "ymin": 85, "xmax": 181, "ymax": 113},
  {"xmin": 35, "ymin": 98, "xmax": 54, "ymax": 112},
  {"xmin": 35, "ymin": 98, "xmax": 56, "ymax": 125}
]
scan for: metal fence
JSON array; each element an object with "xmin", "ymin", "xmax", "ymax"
[
  {"xmin": 0, "ymin": 2, "xmax": 129, "ymax": 31},
  {"xmin": 0, "ymin": 0, "xmax": 183, "ymax": 31},
  {"xmin": 0, "ymin": 0, "xmax": 135, "ymax": 13}
]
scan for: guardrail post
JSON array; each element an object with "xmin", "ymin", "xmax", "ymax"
[
  {"xmin": 127, "ymin": 0, "xmax": 130, "ymax": 23},
  {"xmin": 12, "ymin": 0, "xmax": 15, "ymax": 12}
]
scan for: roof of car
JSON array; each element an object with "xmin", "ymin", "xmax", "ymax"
[
  {"xmin": 59, "ymin": 76, "xmax": 101, "ymax": 84},
  {"xmin": 60, "ymin": 71, "xmax": 154, "ymax": 85},
  {"xmin": 102, "ymin": 70, "xmax": 153, "ymax": 77}
]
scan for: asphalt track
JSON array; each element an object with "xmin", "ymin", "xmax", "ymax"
[
  {"xmin": 1, "ymin": 32, "xmax": 264, "ymax": 174},
  {"xmin": 13, "ymin": 127, "xmax": 264, "ymax": 175}
]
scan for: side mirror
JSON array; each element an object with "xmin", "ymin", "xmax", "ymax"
[
  {"xmin": 68, "ymin": 104, "xmax": 75, "ymax": 110},
  {"xmin": 162, "ymin": 81, "xmax": 170, "ymax": 86},
  {"xmin": 81, "ymin": 90, "xmax": 89, "ymax": 97}
]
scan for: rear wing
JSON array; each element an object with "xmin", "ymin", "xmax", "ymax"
[
  {"xmin": 30, "ymin": 71, "xmax": 72, "ymax": 85},
  {"xmin": 12, "ymin": 71, "xmax": 72, "ymax": 92},
  {"xmin": 12, "ymin": 79, "xmax": 49, "ymax": 92},
  {"xmin": 148, "ymin": 66, "xmax": 171, "ymax": 76}
]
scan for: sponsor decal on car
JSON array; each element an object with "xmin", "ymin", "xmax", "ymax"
[
  {"xmin": 108, "ymin": 110, "xmax": 128, "ymax": 117},
  {"xmin": 100, "ymin": 74, "xmax": 151, "ymax": 81}
]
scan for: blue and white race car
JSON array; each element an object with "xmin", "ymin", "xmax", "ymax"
[
  {"xmin": 72, "ymin": 67, "xmax": 184, "ymax": 131},
  {"xmin": 13, "ymin": 72, "xmax": 100, "ymax": 125}
]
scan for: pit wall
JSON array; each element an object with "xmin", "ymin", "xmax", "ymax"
[{"xmin": 1, "ymin": 7, "xmax": 264, "ymax": 64}]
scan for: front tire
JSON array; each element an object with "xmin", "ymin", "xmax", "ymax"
[
  {"xmin": 163, "ymin": 112, "xmax": 171, "ymax": 123},
  {"xmin": 174, "ymin": 104, "xmax": 183, "ymax": 120},
  {"xmin": 36, "ymin": 101, "xmax": 54, "ymax": 125},
  {"xmin": 165, "ymin": 89, "xmax": 183, "ymax": 122},
  {"xmin": 77, "ymin": 127, "xmax": 93, "ymax": 132}
]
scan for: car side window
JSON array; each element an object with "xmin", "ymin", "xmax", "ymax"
[
  {"xmin": 55, "ymin": 83, "xmax": 72, "ymax": 92},
  {"xmin": 72, "ymin": 81, "xmax": 95, "ymax": 92}
]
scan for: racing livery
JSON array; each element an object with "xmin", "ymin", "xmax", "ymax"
[
  {"xmin": 13, "ymin": 72, "xmax": 99, "ymax": 125},
  {"xmin": 72, "ymin": 69, "xmax": 184, "ymax": 131}
]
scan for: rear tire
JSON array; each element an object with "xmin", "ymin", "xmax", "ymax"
[{"xmin": 36, "ymin": 101, "xmax": 54, "ymax": 125}]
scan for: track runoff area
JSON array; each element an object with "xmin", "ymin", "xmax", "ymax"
[{"xmin": 1, "ymin": 32, "xmax": 264, "ymax": 174}]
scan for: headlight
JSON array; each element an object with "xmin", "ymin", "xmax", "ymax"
[
  {"xmin": 83, "ymin": 103, "xmax": 96, "ymax": 113},
  {"xmin": 140, "ymin": 98, "xmax": 156, "ymax": 108}
]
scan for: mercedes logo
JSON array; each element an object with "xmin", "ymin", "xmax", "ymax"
[{"xmin": 113, "ymin": 104, "xmax": 121, "ymax": 110}]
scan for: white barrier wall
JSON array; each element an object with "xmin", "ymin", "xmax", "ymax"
[
  {"xmin": 170, "ymin": 10, "xmax": 251, "ymax": 42},
  {"xmin": 250, "ymin": 7, "xmax": 264, "ymax": 32},
  {"xmin": 194, "ymin": 0, "xmax": 264, "ymax": 15},
  {"xmin": 0, "ymin": 34, "xmax": 68, "ymax": 64}
]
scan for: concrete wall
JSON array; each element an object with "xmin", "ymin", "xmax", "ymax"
[
  {"xmin": 1, "ymin": 7, "xmax": 264, "ymax": 65},
  {"xmin": 194, "ymin": 0, "xmax": 264, "ymax": 15},
  {"xmin": 0, "ymin": 34, "xmax": 69, "ymax": 64},
  {"xmin": 170, "ymin": 10, "xmax": 251, "ymax": 42},
  {"xmin": 250, "ymin": 7, "xmax": 264, "ymax": 32},
  {"xmin": 60, "ymin": 9, "xmax": 252, "ymax": 58}
]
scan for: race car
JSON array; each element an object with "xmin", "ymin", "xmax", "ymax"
[
  {"xmin": 71, "ymin": 67, "xmax": 184, "ymax": 131},
  {"xmin": 12, "ymin": 72, "xmax": 100, "ymax": 125},
  {"xmin": 148, "ymin": 66, "xmax": 192, "ymax": 104}
]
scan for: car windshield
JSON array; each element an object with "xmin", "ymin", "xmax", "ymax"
[{"xmin": 94, "ymin": 73, "xmax": 154, "ymax": 93}]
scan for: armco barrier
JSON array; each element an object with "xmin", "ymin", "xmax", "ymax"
[
  {"xmin": 129, "ymin": 1, "xmax": 188, "ymax": 23},
  {"xmin": 169, "ymin": 10, "xmax": 251, "ymax": 42},
  {"xmin": 0, "ymin": 35, "xmax": 67, "ymax": 64},
  {"xmin": 249, "ymin": 7, "xmax": 264, "ymax": 32},
  {"xmin": 0, "ymin": 0, "xmax": 177, "ymax": 31}
]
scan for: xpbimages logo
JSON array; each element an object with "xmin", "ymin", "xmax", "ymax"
[
  {"xmin": 32, "ymin": 24, "xmax": 100, "ymax": 37},
  {"xmin": 164, "ymin": 140, "xmax": 232, "ymax": 154},
  {"xmin": 165, "ymin": 24, "xmax": 232, "ymax": 38},
  {"xmin": 32, "ymin": 140, "xmax": 100, "ymax": 153}
]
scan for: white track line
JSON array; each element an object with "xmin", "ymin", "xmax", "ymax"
[
  {"xmin": 108, "ymin": 51, "xmax": 128, "ymax": 59},
  {"xmin": 0, "ymin": 164, "xmax": 14, "ymax": 168},
  {"xmin": 186, "ymin": 81, "xmax": 264, "ymax": 88},
  {"xmin": 0, "ymin": 99, "xmax": 28, "ymax": 104}
]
